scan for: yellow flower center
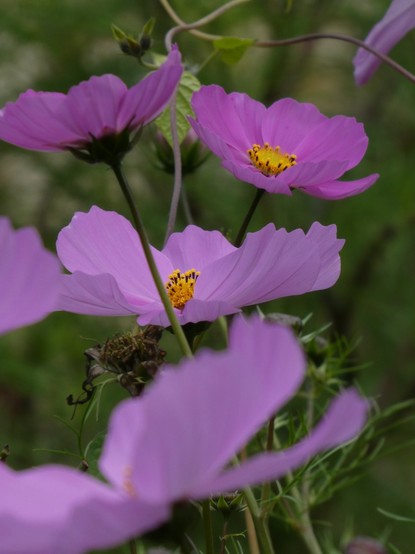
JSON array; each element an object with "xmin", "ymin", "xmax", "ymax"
[
  {"xmin": 247, "ymin": 143, "xmax": 297, "ymax": 176},
  {"xmin": 165, "ymin": 268, "xmax": 200, "ymax": 310}
]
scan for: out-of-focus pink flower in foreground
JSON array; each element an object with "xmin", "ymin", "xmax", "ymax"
[
  {"xmin": 354, "ymin": 0, "xmax": 415, "ymax": 85},
  {"xmin": 0, "ymin": 217, "xmax": 60, "ymax": 335},
  {"xmin": 190, "ymin": 85, "xmax": 378, "ymax": 200},
  {"xmin": 0, "ymin": 316, "xmax": 368, "ymax": 553},
  {"xmin": 56, "ymin": 206, "xmax": 344, "ymax": 327},
  {"xmin": 0, "ymin": 48, "xmax": 182, "ymax": 163}
]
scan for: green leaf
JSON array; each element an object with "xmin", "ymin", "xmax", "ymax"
[
  {"xmin": 377, "ymin": 507, "xmax": 415, "ymax": 523},
  {"xmin": 213, "ymin": 36, "xmax": 254, "ymax": 65},
  {"xmin": 155, "ymin": 71, "xmax": 201, "ymax": 148}
]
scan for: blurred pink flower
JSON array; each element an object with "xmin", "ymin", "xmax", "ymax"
[
  {"xmin": 56, "ymin": 206, "xmax": 344, "ymax": 326},
  {"xmin": 0, "ymin": 48, "xmax": 182, "ymax": 163},
  {"xmin": 0, "ymin": 316, "xmax": 368, "ymax": 553},
  {"xmin": 190, "ymin": 85, "xmax": 378, "ymax": 199},
  {"xmin": 354, "ymin": 0, "xmax": 415, "ymax": 85},
  {"xmin": 0, "ymin": 217, "xmax": 61, "ymax": 334}
]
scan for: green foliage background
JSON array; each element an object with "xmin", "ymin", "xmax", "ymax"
[{"xmin": 1, "ymin": 0, "xmax": 415, "ymax": 552}]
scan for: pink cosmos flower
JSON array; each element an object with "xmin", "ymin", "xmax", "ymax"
[
  {"xmin": 354, "ymin": 0, "xmax": 415, "ymax": 85},
  {"xmin": 0, "ymin": 217, "xmax": 61, "ymax": 334},
  {"xmin": 0, "ymin": 48, "xmax": 182, "ymax": 163},
  {"xmin": 0, "ymin": 316, "xmax": 368, "ymax": 553},
  {"xmin": 56, "ymin": 206, "xmax": 344, "ymax": 327},
  {"xmin": 189, "ymin": 85, "xmax": 379, "ymax": 200}
]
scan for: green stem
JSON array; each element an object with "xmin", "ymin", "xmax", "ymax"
[
  {"xmin": 111, "ymin": 163, "xmax": 192, "ymax": 358},
  {"xmin": 260, "ymin": 417, "xmax": 275, "ymax": 518},
  {"xmin": 202, "ymin": 500, "xmax": 215, "ymax": 554},
  {"xmin": 129, "ymin": 539, "xmax": 137, "ymax": 554},
  {"xmin": 234, "ymin": 189, "xmax": 265, "ymax": 247},
  {"xmin": 164, "ymin": 88, "xmax": 182, "ymax": 243},
  {"xmin": 243, "ymin": 486, "xmax": 276, "ymax": 554}
]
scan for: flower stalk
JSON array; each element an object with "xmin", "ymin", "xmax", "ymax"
[
  {"xmin": 202, "ymin": 500, "xmax": 215, "ymax": 554},
  {"xmin": 110, "ymin": 162, "xmax": 192, "ymax": 358},
  {"xmin": 234, "ymin": 189, "xmax": 265, "ymax": 247}
]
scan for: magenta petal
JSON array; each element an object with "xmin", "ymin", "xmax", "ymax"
[
  {"xmin": 100, "ymin": 316, "xmax": 305, "ymax": 504},
  {"xmin": 56, "ymin": 273, "xmax": 140, "ymax": 316},
  {"xmin": 190, "ymin": 389, "xmax": 368, "ymax": 497},
  {"xmin": 353, "ymin": 0, "xmax": 415, "ymax": 85},
  {"xmin": 191, "ymin": 85, "xmax": 265, "ymax": 150},
  {"xmin": 119, "ymin": 47, "xmax": 183, "ymax": 129},
  {"xmin": 162, "ymin": 225, "xmax": 236, "ymax": 271},
  {"xmin": 0, "ymin": 464, "xmax": 169, "ymax": 554},
  {"xmin": 65, "ymin": 75, "xmax": 128, "ymax": 139},
  {"xmin": 221, "ymin": 158, "xmax": 293, "ymax": 194},
  {"xmin": 0, "ymin": 218, "xmax": 61, "ymax": 335},
  {"xmin": 301, "ymin": 173, "xmax": 379, "ymax": 200},
  {"xmin": 295, "ymin": 115, "xmax": 369, "ymax": 169},
  {"xmin": 0, "ymin": 91, "xmax": 82, "ymax": 151},
  {"xmin": 57, "ymin": 206, "xmax": 171, "ymax": 301},
  {"xmin": 262, "ymin": 98, "xmax": 326, "ymax": 151},
  {"xmin": 306, "ymin": 222, "xmax": 345, "ymax": 291},
  {"xmin": 199, "ymin": 225, "xmax": 324, "ymax": 306}
]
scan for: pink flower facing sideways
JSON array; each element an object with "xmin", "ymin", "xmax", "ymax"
[
  {"xmin": 0, "ymin": 217, "xmax": 61, "ymax": 335},
  {"xmin": 0, "ymin": 48, "xmax": 183, "ymax": 164},
  {"xmin": 354, "ymin": 0, "xmax": 415, "ymax": 85},
  {"xmin": 190, "ymin": 85, "xmax": 379, "ymax": 200},
  {"xmin": 56, "ymin": 206, "xmax": 344, "ymax": 327},
  {"xmin": 0, "ymin": 316, "xmax": 369, "ymax": 554}
]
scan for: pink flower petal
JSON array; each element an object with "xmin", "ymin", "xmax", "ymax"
[
  {"xmin": 100, "ymin": 316, "xmax": 306, "ymax": 504},
  {"xmin": 0, "ymin": 218, "xmax": 61, "ymax": 334},
  {"xmin": 301, "ymin": 173, "xmax": 380, "ymax": 200},
  {"xmin": 353, "ymin": 0, "xmax": 415, "ymax": 85},
  {"xmin": 190, "ymin": 389, "xmax": 368, "ymax": 497},
  {"xmin": 0, "ymin": 464, "xmax": 169, "ymax": 554}
]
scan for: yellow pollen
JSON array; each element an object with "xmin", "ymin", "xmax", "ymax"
[
  {"xmin": 165, "ymin": 268, "xmax": 200, "ymax": 310},
  {"xmin": 247, "ymin": 143, "xmax": 297, "ymax": 176}
]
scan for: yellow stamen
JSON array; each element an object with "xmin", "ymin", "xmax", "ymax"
[
  {"xmin": 165, "ymin": 268, "xmax": 200, "ymax": 310},
  {"xmin": 247, "ymin": 143, "xmax": 297, "ymax": 176}
]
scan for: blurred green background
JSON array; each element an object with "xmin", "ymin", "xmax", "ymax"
[{"xmin": 1, "ymin": 0, "xmax": 415, "ymax": 552}]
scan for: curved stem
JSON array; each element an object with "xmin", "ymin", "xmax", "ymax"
[
  {"xmin": 234, "ymin": 189, "xmax": 265, "ymax": 247},
  {"xmin": 163, "ymin": 0, "xmax": 250, "ymax": 49},
  {"xmin": 202, "ymin": 500, "xmax": 215, "ymax": 554},
  {"xmin": 110, "ymin": 163, "xmax": 192, "ymax": 358},
  {"xmin": 255, "ymin": 33, "xmax": 415, "ymax": 84},
  {"xmin": 243, "ymin": 486, "xmax": 276, "ymax": 554},
  {"xmin": 164, "ymin": 89, "xmax": 183, "ymax": 243}
]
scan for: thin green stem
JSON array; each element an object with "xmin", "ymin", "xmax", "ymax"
[
  {"xmin": 202, "ymin": 500, "xmax": 215, "ymax": 554},
  {"xmin": 234, "ymin": 189, "xmax": 265, "ymax": 247},
  {"xmin": 260, "ymin": 417, "xmax": 275, "ymax": 518},
  {"xmin": 243, "ymin": 486, "xmax": 276, "ymax": 554},
  {"xmin": 164, "ymin": 89, "xmax": 182, "ymax": 243},
  {"xmin": 111, "ymin": 163, "xmax": 192, "ymax": 358},
  {"xmin": 129, "ymin": 539, "xmax": 137, "ymax": 554},
  {"xmin": 255, "ymin": 33, "xmax": 415, "ymax": 85}
]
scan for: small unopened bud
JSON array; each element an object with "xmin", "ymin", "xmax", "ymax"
[
  {"xmin": 154, "ymin": 128, "xmax": 209, "ymax": 175},
  {"xmin": 211, "ymin": 493, "xmax": 244, "ymax": 517},
  {"xmin": 344, "ymin": 536, "xmax": 387, "ymax": 554},
  {"xmin": 111, "ymin": 18, "xmax": 155, "ymax": 60}
]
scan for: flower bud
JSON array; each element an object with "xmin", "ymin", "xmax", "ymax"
[
  {"xmin": 344, "ymin": 536, "xmax": 387, "ymax": 554},
  {"xmin": 153, "ymin": 127, "xmax": 209, "ymax": 175}
]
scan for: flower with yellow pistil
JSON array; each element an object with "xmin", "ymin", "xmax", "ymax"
[
  {"xmin": 190, "ymin": 85, "xmax": 378, "ymax": 200},
  {"xmin": 56, "ymin": 206, "xmax": 345, "ymax": 328}
]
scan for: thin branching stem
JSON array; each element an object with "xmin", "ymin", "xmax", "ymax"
[
  {"xmin": 162, "ymin": 0, "xmax": 250, "ymax": 49},
  {"xmin": 164, "ymin": 88, "xmax": 183, "ymax": 243},
  {"xmin": 255, "ymin": 33, "xmax": 415, "ymax": 84}
]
